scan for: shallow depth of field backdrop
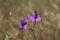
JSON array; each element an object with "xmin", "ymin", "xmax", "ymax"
[{"xmin": 0, "ymin": 0, "xmax": 60, "ymax": 40}]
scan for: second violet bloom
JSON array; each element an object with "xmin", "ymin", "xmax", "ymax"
[
  {"xmin": 18, "ymin": 18, "xmax": 28, "ymax": 30},
  {"xmin": 30, "ymin": 11, "xmax": 42, "ymax": 23}
]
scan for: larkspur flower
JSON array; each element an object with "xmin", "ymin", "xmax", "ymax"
[
  {"xmin": 30, "ymin": 11, "xmax": 42, "ymax": 23},
  {"xmin": 18, "ymin": 18, "xmax": 28, "ymax": 30}
]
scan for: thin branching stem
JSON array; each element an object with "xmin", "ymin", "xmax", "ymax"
[
  {"xmin": 32, "ymin": 22, "xmax": 36, "ymax": 40},
  {"xmin": 28, "ymin": 22, "xmax": 36, "ymax": 40}
]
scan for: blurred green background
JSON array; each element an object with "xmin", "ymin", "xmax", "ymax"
[{"xmin": 0, "ymin": 0, "xmax": 60, "ymax": 40}]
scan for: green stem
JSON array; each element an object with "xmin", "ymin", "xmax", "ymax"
[
  {"xmin": 28, "ymin": 22, "xmax": 36, "ymax": 40},
  {"xmin": 32, "ymin": 22, "xmax": 36, "ymax": 40}
]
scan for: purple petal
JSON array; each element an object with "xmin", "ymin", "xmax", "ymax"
[
  {"xmin": 20, "ymin": 18, "xmax": 27, "ymax": 24},
  {"xmin": 23, "ymin": 18, "xmax": 28, "ymax": 23},
  {"xmin": 36, "ymin": 18, "xmax": 42, "ymax": 22},
  {"xmin": 18, "ymin": 26, "xmax": 23, "ymax": 30},
  {"xmin": 23, "ymin": 25, "xmax": 28, "ymax": 30},
  {"xmin": 30, "ymin": 16, "xmax": 35, "ymax": 22}
]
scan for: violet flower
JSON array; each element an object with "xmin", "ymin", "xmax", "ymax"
[
  {"xmin": 30, "ymin": 11, "xmax": 42, "ymax": 23},
  {"xmin": 18, "ymin": 18, "xmax": 28, "ymax": 30}
]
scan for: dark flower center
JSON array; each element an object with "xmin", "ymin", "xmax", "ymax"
[
  {"xmin": 21, "ymin": 22, "xmax": 27, "ymax": 26},
  {"xmin": 34, "ymin": 14, "xmax": 37, "ymax": 19},
  {"xmin": 34, "ymin": 11, "xmax": 38, "ymax": 19},
  {"xmin": 21, "ymin": 19, "xmax": 27, "ymax": 26}
]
